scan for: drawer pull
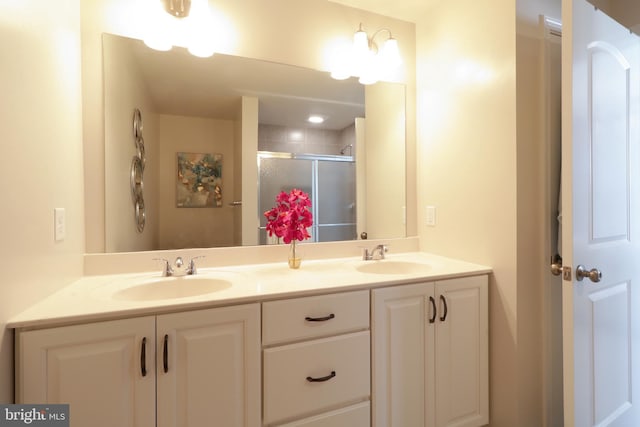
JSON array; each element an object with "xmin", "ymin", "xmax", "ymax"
[
  {"xmin": 428, "ymin": 296, "xmax": 437, "ymax": 324},
  {"xmin": 140, "ymin": 337, "xmax": 147, "ymax": 377},
  {"xmin": 163, "ymin": 334, "xmax": 169, "ymax": 373},
  {"xmin": 439, "ymin": 295, "xmax": 448, "ymax": 322},
  {"xmin": 306, "ymin": 371, "xmax": 336, "ymax": 382},
  {"xmin": 304, "ymin": 313, "xmax": 335, "ymax": 322}
]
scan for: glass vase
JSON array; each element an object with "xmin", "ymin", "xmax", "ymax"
[{"xmin": 288, "ymin": 240, "xmax": 302, "ymax": 269}]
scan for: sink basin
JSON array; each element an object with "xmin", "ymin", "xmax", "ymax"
[
  {"xmin": 112, "ymin": 276, "xmax": 232, "ymax": 301},
  {"xmin": 355, "ymin": 260, "xmax": 432, "ymax": 275}
]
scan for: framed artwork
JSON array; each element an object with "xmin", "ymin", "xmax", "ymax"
[{"xmin": 176, "ymin": 152, "xmax": 223, "ymax": 208}]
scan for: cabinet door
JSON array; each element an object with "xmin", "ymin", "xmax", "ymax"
[
  {"xmin": 435, "ymin": 276, "xmax": 489, "ymax": 427},
  {"xmin": 17, "ymin": 316, "xmax": 156, "ymax": 427},
  {"xmin": 156, "ymin": 303, "xmax": 261, "ymax": 427},
  {"xmin": 372, "ymin": 282, "xmax": 435, "ymax": 427}
]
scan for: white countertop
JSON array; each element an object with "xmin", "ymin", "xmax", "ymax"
[{"xmin": 8, "ymin": 252, "xmax": 491, "ymax": 330}]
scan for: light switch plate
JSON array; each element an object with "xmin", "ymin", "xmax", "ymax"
[
  {"xmin": 426, "ymin": 206, "xmax": 436, "ymax": 227},
  {"xmin": 54, "ymin": 208, "xmax": 66, "ymax": 241}
]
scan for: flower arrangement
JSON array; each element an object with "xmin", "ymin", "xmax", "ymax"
[{"xmin": 264, "ymin": 188, "xmax": 313, "ymax": 244}]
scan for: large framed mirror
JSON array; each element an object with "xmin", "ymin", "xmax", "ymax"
[{"xmin": 102, "ymin": 33, "xmax": 406, "ymax": 252}]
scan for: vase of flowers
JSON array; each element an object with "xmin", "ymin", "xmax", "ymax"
[{"xmin": 264, "ymin": 188, "xmax": 313, "ymax": 269}]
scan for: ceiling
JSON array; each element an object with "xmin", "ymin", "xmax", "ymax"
[{"xmin": 121, "ymin": 36, "xmax": 365, "ymax": 130}]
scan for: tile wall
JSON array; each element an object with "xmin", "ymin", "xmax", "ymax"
[{"xmin": 258, "ymin": 124, "xmax": 356, "ymax": 156}]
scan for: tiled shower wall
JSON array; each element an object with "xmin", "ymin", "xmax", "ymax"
[{"xmin": 258, "ymin": 123, "xmax": 356, "ymax": 156}]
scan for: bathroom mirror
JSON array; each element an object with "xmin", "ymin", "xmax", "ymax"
[{"xmin": 102, "ymin": 33, "xmax": 406, "ymax": 252}]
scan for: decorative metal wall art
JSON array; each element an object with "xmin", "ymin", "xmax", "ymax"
[{"xmin": 130, "ymin": 108, "xmax": 146, "ymax": 232}]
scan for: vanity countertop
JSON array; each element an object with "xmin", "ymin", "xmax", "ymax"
[{"xmin": 8, "ymin": 252, "xmax": 491, "ymax": 330}]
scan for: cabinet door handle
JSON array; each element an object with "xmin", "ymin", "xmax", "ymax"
[
  {"xmin": 428, "ymin": 296, "xmax": 437, "ymax": 324},
  {"xmin": 305, "ymin": 313, "xmax": 335, "ymax": 322},
  {"xmin": 306, "ymin": 371, "xmax": 336, "ymax": 382},
  {"xmin": 140, "ymin": 337, "xmax": 147, "ymax": 377},
  {"xmin": 163, "ymin": 334, "xmax": 169, "ymax": 373},
  {"xmin": 439, "ymin": 295, "xmax": 448, "ymax": 321}
]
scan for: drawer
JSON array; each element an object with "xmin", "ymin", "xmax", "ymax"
[
  {"xmin": 277, "ymin": 401, "xmax": 370, "ymax": 427},
  {"xmin": 263, "ymin": 331, "xmax": 370, "ymax": 425},
  {"xmin": 262, "ymin": 290, "xmax": 369, "ymax": 346}
]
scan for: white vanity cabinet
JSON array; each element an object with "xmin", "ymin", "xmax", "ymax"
[
  {"xmin": 156, "ymin": 304, "xmax": 261, "ymax": 427},
  {"xmin": 372, "ymin": 275, "xmax": 489, "ymax": 427},
  {"xmin": 262, "ymin": 290, "xmax": 371, "ymax": 426},
  {"xmin": 16, "ymin": 316, "xmax": 156, "ymax": 426},
  {"xmin": 16, "ymin": 303, "xmax": 261, "ymax": 427}
]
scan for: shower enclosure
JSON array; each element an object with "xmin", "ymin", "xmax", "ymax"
[{"xmin": 258, "ymin": 151, "xmax": 356, "ymax": 244}]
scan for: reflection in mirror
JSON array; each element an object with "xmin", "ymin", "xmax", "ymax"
[{"xmin": 102, "ymin": 33, "xmax": 406, "ymax": 252}]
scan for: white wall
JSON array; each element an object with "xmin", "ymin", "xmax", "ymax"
[
  {"xmin": 103, "ymin": 34, "xmax": 160, "ymax": 252},
  {"xmin": 81, "ymin": 0, "xmax": 416, "ymax": 252},
  {"xmin": 416, "ymin": 0, "xmax": 566, "ymax": 425},
  {"xmin": 241, "ymin": 96, "xmax": 259, "ymax": 246},
  {"xmin": 365, "ymin": 82, "xmax": 406, "ymax": 239},
  {"xmin": 158, "ymin": 115, "xmax": 236, "ymax": 249},
  {"xmin": 415, "ymin": 0, "xmax": 520, "ymax": 425},
  {"xmin": 0, "ymin": 0, "xmax": 84, "ymax": 402}
]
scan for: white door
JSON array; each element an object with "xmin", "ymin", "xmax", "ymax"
[
  {"xmin": 156, "ymin": 304, "xmax": 261, "ymax": 427},
  {"xmin": 562, "ymin": 0, "xmax": 640, "ymax": 425}
]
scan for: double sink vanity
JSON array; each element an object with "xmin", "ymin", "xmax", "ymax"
[{"xmin": 10, "ymin": 250, "xmax": 490, "ymax": 427}]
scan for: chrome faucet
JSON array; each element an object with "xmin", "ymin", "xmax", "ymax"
[
  {"xmin": 363, "ymin": 244, "xmax": 388, "ymax": 261},
  {"xmin": 154, "ymin": 256, "xmax": 203, "ymax": 277}
]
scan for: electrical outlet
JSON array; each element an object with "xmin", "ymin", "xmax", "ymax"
[
  {"xmin": 54, "ymin": 208, "xmax": 66, "ymax": 241},
  {"xmin": 426, "ymin": 206, "xmax": 436, "ymax": 226}
]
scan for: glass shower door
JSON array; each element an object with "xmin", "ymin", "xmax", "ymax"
[
  {"xmin": 258, "ymin": 155, "xmax": 313, "ymax": 244},
  {"xmin": 258, "ymin": 152, "xmax": 356, "ymax": 244},
  {"xmin": 316, "ymin": 160, "xmax": 356, "ymax": 241}
]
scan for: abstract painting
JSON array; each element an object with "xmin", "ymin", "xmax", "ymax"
[{"xmin": 176, "ymin": 152, "xmax": 223, "ymax": 208}]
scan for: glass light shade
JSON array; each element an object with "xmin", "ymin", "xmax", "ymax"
[
  {"xmin": 330, "ymin": 42, "xmax": 353, "ymax": 80},
  {"xmin": 357, "ymin": 47, "xmax": 378, "ymax": 85},
  {"xmin": 353, "ymin": 30, "xmax": 370, "ymax": 58},
  {"xmin": 381, "ymin": 37, "xmax": 401, "ymax": 67},
  {"xmin": 144, "ymin": 34, "xmax": 172, "ymax": 51},
  {"xmin": 188, "ymin": 42, "xmax": 215, "ymax": 57},
  {"xmin": 358, "ymin": 68, "xmax": 378, "ymax": 85},
  {"xmin": 186, "ymin": 0, "xmax": 215, "ymax": 57},
  {"xmin": 331, "ymin": 68, "xmax": 351, "ymax": 80},
  {"xmin": 143, "ymin": 0, "xmax": 174, "ymax": 51}
]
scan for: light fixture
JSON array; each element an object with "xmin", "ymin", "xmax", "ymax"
[
  {"xmin": 144, "ymin": 0, "xmax": 216, "ymax": 58},
  {"xmin": 331, "ymin": 23, "xmax": 402, "ymax": 85},
  {"xmin": 307, "ymin": 115, "xmax": 325, "ymax": 124}
]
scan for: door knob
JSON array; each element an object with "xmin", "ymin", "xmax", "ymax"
[
  {"xmin": 576, "ymin": 265, "xmax": 602, "ymax": 283},
  {"xmin": 550, "ymin": 254, "xmax": 563, "ymax": 276}
]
